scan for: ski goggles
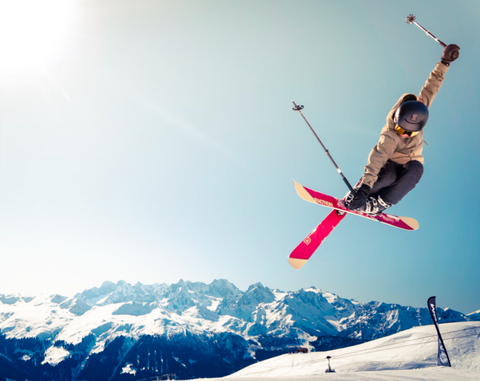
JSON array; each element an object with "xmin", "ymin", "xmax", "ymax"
[{"xmin": 395, "ymin": 124, "xmax": 419, "ymax": 138}]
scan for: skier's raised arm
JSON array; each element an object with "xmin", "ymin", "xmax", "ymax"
[{"xmin": 417, "ymin": 44, "xmax": 460, "ymax": 108}]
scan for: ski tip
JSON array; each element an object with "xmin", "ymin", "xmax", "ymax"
[
  {"xmin": 288, "ymin": 257, "xmax": 307, "ymax": 270},
  {"xmin": 292, "ymin": 179, "xmax": 300, "ymax": 192},
  {"xmin": 400, "ymin": 216, "xmax": 420, "ymax": 230},
  {"xmin": 292, "ymin": 180, "xmax": 316, "ymax": 204}
]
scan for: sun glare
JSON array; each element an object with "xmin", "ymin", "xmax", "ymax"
[{"xmin": 0, "ymin": 0, "xmax": 77, "ymax": 76}]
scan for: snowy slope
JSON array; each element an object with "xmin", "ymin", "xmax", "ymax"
[{"xmin": 221, "ymin": 322, "xmax": 480, "ymax": 381}]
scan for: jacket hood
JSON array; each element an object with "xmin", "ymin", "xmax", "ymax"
[{"xmin": 387, "ymin": 93, "xmax": 418, "ymax": 125}]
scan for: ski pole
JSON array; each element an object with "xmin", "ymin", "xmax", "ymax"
[
  {"xmin": 292, "ymin": 101, "xmax": 354, "ymax": 192},
  {"xmin": 406, "ymin": 14, "xmax": 447, "ymax": 48}
]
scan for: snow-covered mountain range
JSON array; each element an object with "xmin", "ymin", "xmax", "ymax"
[{"xmin": 0, "ymin": 279, "xmax": 477, "ymax": 380}]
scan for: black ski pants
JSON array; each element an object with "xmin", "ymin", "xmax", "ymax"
[{"xmin": 369, "ymin": 160, "xmax": 424, "ymax": 205}]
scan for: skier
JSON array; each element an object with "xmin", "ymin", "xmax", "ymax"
[{"xmin": 345, "ymin": 44, "xmax": 461, "ymax": 215}]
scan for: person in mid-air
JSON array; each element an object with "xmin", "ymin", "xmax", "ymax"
[{"xmin": 345, "ymin": 43, "xmax": 461, "ymax": 216}]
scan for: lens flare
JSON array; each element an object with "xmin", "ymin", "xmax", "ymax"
[{"xmin": 0, "ymin": 0, "xmax": 77, "ymax": 76}]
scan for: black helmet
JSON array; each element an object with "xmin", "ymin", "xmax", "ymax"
[{"xmin": 394, "ymin": 101, "xmax": 429, "ymax": 132}]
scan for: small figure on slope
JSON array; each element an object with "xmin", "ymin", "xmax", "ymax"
[{"xmin": 345, "ymin": 44, "xmax": 461, "ymax": 216}]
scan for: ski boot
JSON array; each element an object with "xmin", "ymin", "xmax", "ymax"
[
  {"xmin": 341, "ymin": 186, "xmax": 361, "ymax": 215},
  {"xmin": 364, "ymin": 195, "xmax": 392, "ymax": 216}
]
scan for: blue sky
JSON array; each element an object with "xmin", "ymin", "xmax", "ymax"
[{"xmin": 0, "ymin": 0, "xmax": 479, "ymax": 314}]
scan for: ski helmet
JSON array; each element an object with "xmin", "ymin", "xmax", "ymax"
[{"xmin": 394, "ymin": 101, "xmax": 429, "ymax": 132}]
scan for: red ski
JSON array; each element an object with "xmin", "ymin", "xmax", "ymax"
[
  {"xmin": 293, "ymin": 180, "xmax": 419, "ymax": 230},
  {"xmin": 289, "ymin": 180, "xmax": 419, "ymax": 269},
  {"xmin": 289, "ymin": 209, "xmax": 346, "ymax": 270}
]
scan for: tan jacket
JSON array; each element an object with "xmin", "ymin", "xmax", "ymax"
[{"xmin": 362, "ymin": 62, "xmax": 449, "ymax": 188}]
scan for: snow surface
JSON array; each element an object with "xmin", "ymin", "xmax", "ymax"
[
  {"xmin": 42, "ymin": 346, "xmax": 70, "ymax": 365},
  {"xmin": 121, "ymin": 363, "xmax": 137, "ymax": 375},
  {"xmin": 186, "ymin": 322, "xmax": 480, "ymax": 381}
]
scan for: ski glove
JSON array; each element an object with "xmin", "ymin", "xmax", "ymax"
[
  {"xmin": 441, "ymin": 44, "xmax": 460, "ymax": 66},
  {"xmin": 346, "ymin": 184, "xmax": 371, "ymax": 211}
]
